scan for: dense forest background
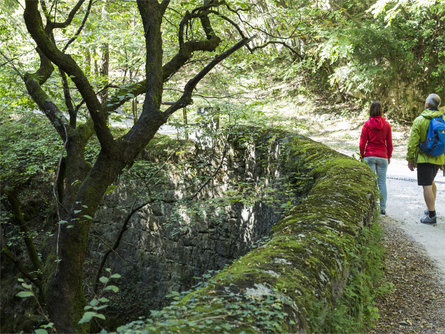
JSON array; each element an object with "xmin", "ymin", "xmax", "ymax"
[{"xmin": 1, "ymin": 0, "xmax": 444, "ymax": 333}]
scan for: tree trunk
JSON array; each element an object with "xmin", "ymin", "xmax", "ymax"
[
  {"xmin": 20, "ymin": 0, "xmax": 246, "ymax": 331},
  {"xmin": 45, "ymin": 151, "xmax": 126, "ymax": 333}
]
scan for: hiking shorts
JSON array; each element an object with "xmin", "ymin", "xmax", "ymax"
[{"xmin": 417, "ymin": 163, "xmax": 440, "ymax": 186}]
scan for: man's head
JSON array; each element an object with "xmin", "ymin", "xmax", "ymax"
[{"xmin": 425, "ymin": 93, "xmax": 441, "ymax": 109}]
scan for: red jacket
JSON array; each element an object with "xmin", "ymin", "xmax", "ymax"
[{"xmin": 360, "ymin": 116, "xmax": 393, "ymax": 159}]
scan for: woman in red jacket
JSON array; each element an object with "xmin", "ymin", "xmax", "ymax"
[{"xmin": 360, "ymin": 101, "xmax": 393, "ymax": 215}]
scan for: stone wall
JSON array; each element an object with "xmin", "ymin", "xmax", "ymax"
[
  {"xmin": 112, "ymin": 132, "xmax": 378, "ymax": 333},
  {"xmin": 90, "ymin": 129, "xmax": 303, "ymax": 322}
]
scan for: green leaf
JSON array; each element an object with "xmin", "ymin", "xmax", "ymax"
[
  {"xmin": 21, "ymin": 283, "xmax": 32, "ymax": 290},
  {"xmin": 90, "ymin": 298, "xmax": 99, "ymax": 307},
  {"xmin": 78, "ymin": 312, "xmax": 95, "ymax": 324},
  {"xmin": 35, "ymin": 329, "xmax": 48, "ymax": 334},
  {"xmin": 103, "ymin": 285, "xmax": 119, "ymax": 293},
  {"xmin": 16, "ymin": 291, "xmax": 34, "ymax": 298},
  {"xmin": 110, "ymin": 273, "xmax": 121, "ymax": 279},
  {"xmin": 78, "ymin": 311, "xmax": 106, "ymax": 324},
  {"xmin": 105, "ymin": 185, "xmax": 117, "ymax": 195},
  {"xmin": 99, "ymin": 276, "xmax": 109, "ymax": 284}
]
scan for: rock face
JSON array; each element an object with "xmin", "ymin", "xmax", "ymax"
[{"xmin": 90, "ymin": 128, "xmax": 301, "ymax": 321}]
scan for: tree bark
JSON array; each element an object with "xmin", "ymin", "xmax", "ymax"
[{"xmin": 46, "ymin": 152, "xmax": 126, "ymax": 332}]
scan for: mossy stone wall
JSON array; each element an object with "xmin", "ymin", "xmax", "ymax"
[
  {"xmin": 90, "ymin": 129, "xmax": 301, "ymax": 323},
  {"xmin": 115, "ymin": 134, "xmax": 378, "ymax": 333}
]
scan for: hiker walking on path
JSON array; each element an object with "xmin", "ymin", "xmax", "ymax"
[
  {"xmin": 360, "ymin": 101, "xmax": 393, "ymax": 215},
  {"xmin": 406, "ymin": 93, "xmax": 445, "ymax": 225}
]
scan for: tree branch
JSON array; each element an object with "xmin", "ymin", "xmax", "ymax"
[
  {"xmin": 24, "ymin": 0, "xmax": 115, "ymax": 153},
  {"xmin": 188, "ymin": 134, "xmax": 229, "ymax": 201},
  {"xmin": 34, "ymin": 48, "xmax": 55, "ymax": 84},
  {"xmin": 59, "ymin": 69, "xmax": 76, "ymax": 127},
  {"xmin": 0, "ymin": 50, "xmax": 25, "ymax": 81},
  {"xmin": 207, "ymin": 9, "xmax": 247, "ymax": 41},
  {"xmin": 52, "ymin": 0, "xmax": 87, "ymax": 29},
  {"xmin": 1, "ymin": 247, "xmax": 43, "ymax": 292},
  {"xmin": 23, "ymin": 72, "xmax": 68, "ymax": 140},
  {"xmin": 250, "ymin": 41, "xmax": 304, "ymax": 60},
  {"xmin": 1, "ymin": 191, "xmax": 44, "ymax": 303},
  {"xmin": 330, "ymin": 2, "xmax": 363, "ymax": 27},
  {"xmin": 164, "ymin": 37, "xmax": 251, "ymax": 117},
  {"xmin": 160, "ymin": 0, "xmax": 170, "ymax": 10},
  {"xmin": 62, "ymin": 0, "xmax": 93, "ymax": 52},
  {"xmin": 93, "ymin": 200, "xmax": 145, "ymax": 293},
  {"xmin": 105, "ymin": 31, "xmax": 221, "ymax": 111},
  {"xmin": 105, "ymin": 3, "xmax": 225, "ymax": 112}
]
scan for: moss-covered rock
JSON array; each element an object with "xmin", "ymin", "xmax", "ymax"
[{"xmin": 115, "ymin": 134, "xmax": 378, "ymax": 333}]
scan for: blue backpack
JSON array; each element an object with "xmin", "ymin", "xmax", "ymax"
[{"xmin": 419, "ymin": 115, "xmax": 445, "ymax": 156}]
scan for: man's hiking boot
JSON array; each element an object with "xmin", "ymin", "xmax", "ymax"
[{"xmin": 420, "ymin": 215, "xmax": 437, "ymax": 225}]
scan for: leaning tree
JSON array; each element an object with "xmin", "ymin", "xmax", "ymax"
[{"xmin": 10, "ymin": 0, "xmax": 253, "ymax": 332}]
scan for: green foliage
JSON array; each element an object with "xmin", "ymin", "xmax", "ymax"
[
  {"xmin": 223, "ymin": 0, "xmax": 445, "ymax": 120},
  {"xmin": 115, "ymin": 277, "xmax": 296, "ymax": 333},
  {"xmin": 15, "ymin": 278, "xmax": 55, "ymax": 333},
  {"xmin": 79, "ymin": 268, "xmax": 121, "ymax": 326},
  {"xmin": 0, "ymin": 108, "xmax": 62, "ymax": 188},
  {"xmin": 2, "ymin": 1, "xmax": 438, "ymax": 332}
]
